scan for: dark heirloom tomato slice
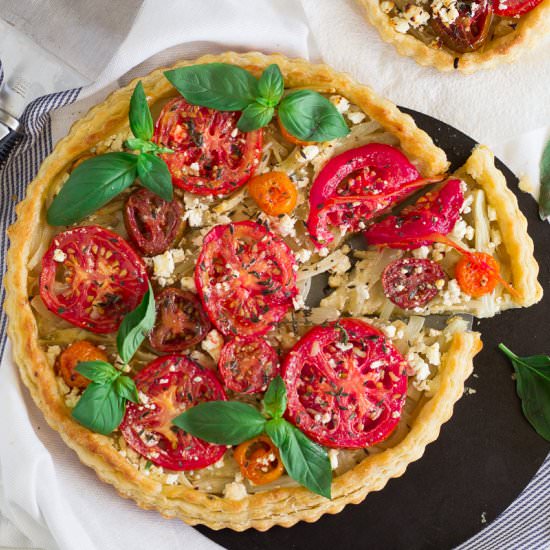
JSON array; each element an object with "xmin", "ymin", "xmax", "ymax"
[
  {"xmin": 364, "ymin": 179, "xmax": 464, "ymax": 249},
  {"xmin": 306, "ymin": 144, "xmax": 428, "ymax": 246},
  {"xmin": 431, "ymin": 0, "xmax": 493, "ymax": 54},
  {"xmin": 195, "ymin": 221, "xmax": 298, "ymax": 337},
  {"xmin": 218, "ymin": 336, "xmax": 280, "ymax": 394},
  {"xmin": 153, "ymin": 97, "xmax": 262, "ymax": 196},
  {"xmin": 148, "ymin": 288, "xmax": 211, "ymax": 352},
  {"xmin": 120, "ymin": 355, "xmax": 227, "ymax": 470},
  {"xmin": 283, "ymin": 318, "xmax": 408, "ymax": 449},
  {"xmin": 124, "ymin": 188, "xmax": 185, "ymax": 256},
  {"xmin": 40, "ymin": 226, "xmax": 148, "ymax": 333},
  {"xmin": 494, "ymin": 0, "xmax": 542, "ymax": 16},
  {"xmin": 382, "ymin": 258, "xmax": 447, "ymax": 309}
]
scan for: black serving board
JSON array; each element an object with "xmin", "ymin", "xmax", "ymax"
[{"xmin": 197, "ymin": 109, "xmax": 550, "ymax": 550}]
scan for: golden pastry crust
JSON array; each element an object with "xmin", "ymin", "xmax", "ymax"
[
  {"xmin": 356, "ymin": 0, "xmax": 550, "ymax": 73},
  {"xmin": 5, "ymin": 51, "xmax": 481, "ymax": 531}
]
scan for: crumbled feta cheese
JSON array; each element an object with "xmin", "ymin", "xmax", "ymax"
[
  {"xmin": 318, "ymin": 247, "xmax": 329, "ymax": 257},
  {"xmin": 189, "ymin": 162, "xmax": 200, "ymax": 174},
  {"xmin": 53, "ymin": 249, "xmax": 67, "ymax": 263},
  {"xmin": 165, "ymin": 474, "xmax": 179, "ymax": 485},
  {"xmin": 347, "ymin": 111, "xmax": 366, "ymax": 125},
  {"xmin": 299, "ymin": 145, "xmax": 320, "ymax": 162},
  {"xmin": 201, "ymin": 330, "xmax": 224, "ymax": 362},
  {"xmin": 403, "ymin": 4, "xmax": 430, "ymax": 27},
  {"xmin": 487, "ymin": 206, "xmax": 497, "ymax": 221},
  {"xmin": 452, "ymin": 219, "xmax": 468, "ymax": 241},
  {"xmin": 330, "ymin": 95, "xmax": 350, "ymax": 114},
  {"xmin": 171, "ymin": 249, "xmax": 186, "ymax": 263},
  {"xmin": 183, "ymin": 194, "xmax": 209, "ymax": 227},
  {"xmin": 328, "ymin": 449, "xmax": 339, "ymax": 470},
  {"xmin": 223, "ymin": 481, "xmax": 248, "ymax": 501},
  {"xmin": 382, "ymin": 325, "xmax": 397, "ymax": 338},
  {"xmin": 391, "ymin": 16, "xmax": 410, "ymax": 33},
  {"xmin": 293, "ymin": 294, "xmax": 306, "ymax": 311},
  {"xmin": 180, "ymin": 276, "xmax": 197, "ymax": 292},
  {"xmin": 431, "ymin": 0, "xmax": 459, "ymax": 26},
  {"xmin": 274, "ymin": 214, "xmax": 297, "ymax": 238},
  {"xmin": 295, "ymin": 248, "xmax": 312, "ymax": 264},
  {"xmin": 441, "ymin": 279, "xmax": 462, "ymax": 306},
  {"xmin": 412, "ymin": 245, "xmax": 430, "ymax": 259}
]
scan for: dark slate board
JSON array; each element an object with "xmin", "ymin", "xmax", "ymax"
[{"xmin": 197, "ymin": 109, "xmax": 550, "ymax": 549}]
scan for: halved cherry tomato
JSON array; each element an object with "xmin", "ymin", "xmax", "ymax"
[
  {"xmin": 306, "ymin": 144, "xmax": 435, "ymax": 246},
  {"xmin": 153, "ymin": 97, "xmax": 262, "ymax": 196},
  {"xmin": 195, "ymin": 221, "xmax": 297, "ymax": 337},
  {"xmin": 278, "ymin": 118, "xmax": 314, "ymax": 147},
  {"xmin": 57, "ymin": 341, "xmax": 108, "ymax": 390},
  {"xmin": 248, "ymin": 172, "xmax": 298, "ymax": 216},
  {"xmin": 233, "ymin": 435, "xmax": 284, "ymax": 485},
  {"xmin": 455, "ymin": 251, "xmax": 499, "ymax": 297},
  {"xmin": 120, "ymin": 355, "xmax": 227, "ymax": 470},
  {"xmin": 431, "ymin": 0, "xmax": 493, "ymax": 54},
  {"xmin": 218, "ymin": 336, "xmax": 280, "ymax": 394},
  {"xmin": 283, "ymin": 318, "xmax": 408, "ymax": 449},
  {"xmin": 148, "ymin": 288, "xmax": 211, "ymax": 352},
  {"xmin": 124, "ymin": 188, "xmax": 185, "ymax": 256},
  {"xmin": 40, "ymin": 226, "xmax": 148, "ymax": 333},
  {"xmin": 494, "ymin": 0, "xmax": 543, "ymax": 16}
]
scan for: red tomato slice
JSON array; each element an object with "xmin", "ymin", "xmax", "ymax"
[
  {"xmin": 124, "ymin": 188, "xmax": 185, "ymax": 256},
  {"xmin": 195, "ymin": 221, "xmax": 298, "ymax": 337},
  {"xmin": 382, "ymin": 258, "xmax": 447, "ymax": 309},
  {"xmin": 494, "ymin": 0, "xmax": 542, "ymax": 16},
  {"xmin": 120, "ymin": 355, "xmax": 227, "ymax": 470},
  {"xmin": 283, "ymin": 318, "xmax": 408, "ymax": 449},
  {"xmin": 153, "ymin": 97, "xmax": 262, "ymax": 196},
  {"xmin": 306, "ymin": 144, "xmax": 425, "ymax": 246},
  {"xmin": 364, "ymin": 179, "xmax": 464, "ymax": 249},
  {"xmin": 218, "ymin": 336, "xmax": 280, "ymax": 394},
  {"xmin": 148, "ymin": 288, "xmax": 211, "ymax": 352},
  {"xmin": 40, "ymin": 226, "xmax": 148, "ymax": 333}
]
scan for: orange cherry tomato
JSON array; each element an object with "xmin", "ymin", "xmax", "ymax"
[
  {"xmin": 278, "ymin": 118, "xmax": 315, "ymax": 147},
  {"xmin": 57, "ymin": 341, "xmax": 108, "ymax": 389},
  {"xmin": 248, "ymin": 171, "xmax": 298, "ymax": 216},
  {"xmin": 455, "ymin": 252, "xmax": 500, "ymax": 298},
  {"xmin": 233, "ymin": 435, "xmax": 284, "ymax": 485}
]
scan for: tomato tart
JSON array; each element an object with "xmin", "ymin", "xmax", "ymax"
[
  {"xmin": 7, "ymin": 51, "xmax": 541, "ymax": 531},
  {"xmin": 356, "ymin": 0, "xmax": 550, "ymax": 72}
]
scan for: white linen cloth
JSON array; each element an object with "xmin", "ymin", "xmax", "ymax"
[{"xmin": 0, "ymin": 1, "xmax": 549, "ymax": 549}]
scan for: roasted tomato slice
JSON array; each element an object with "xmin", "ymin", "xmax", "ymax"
[
  {"xmin": 306, "ymin": 144, "xmax": 428, "ymax": 246},
  {"xmin": 124, "ymin": 188, "xmax": 185, "ymax": 256},
  {"xmin": 195, "ymin": 221, "xmax": 297, "ymax": 337},
  {"xmin": 218, "ymin": 336, "xmax": 280, "ymax": 394},
  {"xmin": 153, "ymin": 97, "xmax": 262, "ymax": 196},
  {"xmin": 382, "ymin": 258, "xmax": 447, "ymax": 309},
  {"xmin": 431, "ymin": 0, "xmax": 493, "ymax": 53},
  {"xmin": 494, "ymin": 0, "xmax": 542, "ymax": 16},
  {"xmin": 40, "ymin": 226, "xmax": 148, "ymax": 333},
  {"xmin": 120, "ymin": 355, "xmax": 226, "ymax": 470},
  {"xmin": 283, "ymin": 318, "xmax": 408, "ymax": 449},
  {"xmin": 364, "ymin": 179, "xmax": 464, "ymax": 249},
  {"xmin": 148, "ymin": 288, "xmax": 211, "ymax": 352}
]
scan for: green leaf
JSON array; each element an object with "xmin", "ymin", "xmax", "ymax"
[
  {"xmin": 72, "ymin": 382, "xmax": 126, "ymax": 435},
  {"xmin": 164, "ymin": 63, "xmax": 258, "ymax": 111},
  {"xmin": 257, "ymin": 64, "xmax": 284, "ymax": 107},
  {"xmin": 47, "ymin": 153, "xmax": 138, "ymax": 226},
  {"xmin": 116, "ymin": 282, "xmax": 156, "ymax": 364},
  {"xmin": 499, "ymin": 343, "xmax": 550, "ymax": 441},
  {"xmin": 129, "ymin": 81, "xmax": 154, "ymax": 141},
  {"xmin": 278, "ymin": 90, "xmax": 349, "ymax": 142},
  {"xmin": 76, "ymin": 361, "xmax": 120, "ymax": 385},
  {"xmin": 125, "ymin": 137, "xmax": 173, "ymax": 155},
  {"xmin": 266, "ymin": 418, "xmax": 332, "ymax": 499},
  {"xmin": 237, "ymin": 102, "xmax": 274, "ymax": 132},
  {"xmin": 262, "ymin": 376, "xmax": 287, "ymax": 419},
  {"xmin": 137, "ymin": 153, "xmax": 173, "ymax": 202},
  {"xmin": 538, "ymin": 139, "xmax": 550, "ymax": 220},
  {"xmin": 114, "ymin": 375, "xmax": 139, "ymax": 404},
  {"xmin": 173, "ymin": 401, "xmax": 266, "ymax": 445}
]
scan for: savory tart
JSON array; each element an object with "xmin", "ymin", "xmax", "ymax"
[
  {"xmin": 6, "ymin": 51, "xmax": 508, "ymax": 531},
  {"xmin": 356, "ymin": 0, "xmax": 550, "ymax": 72}
]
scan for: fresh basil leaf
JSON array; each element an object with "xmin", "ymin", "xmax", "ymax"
[
  {"xmin": 129, "ymin": 81, "xmax": 154, "ymax": 141},
  {"xmin": 237, "ymin": 102, "xmax": 274, "ymax": 132},
  {"xmin": 173, "ymin": 401, "xmax": 266, "ymax": 445},
  {"xmin": 47, "ymin": 153, "xmax": 138, "ymax": 226},
  {"xmin": 76, "ymin": 361, "xmax": 120, "ymax": 385},
  {"xmin": 278, "ymin": 90, "xmax": 349, "ymax": 142},
  {"xmin": 257, "ymin": 64, "xmax": 284, "ymax": 107},
  {"xmin": 262, "ymin": 376, "xmax": 287, "ymax": 419},
  {"xmin": 538, "ymin": 139, "xmax": 550, "ymax": 220},
  {"xmin": 137, "ymin": 153, "xmax": 173, "ymax": 202},
  {"xmin": 164, "ymin": 63, "xmax": 258, "ymax": 111},
  {"xmin": 114, "ymin": 375, "xmax": 139, "ymax": 404},
  {"xmin": 116, "ymin": 282, "xmax": 156, "ymax": 364},
  {"xmin": 125, "ymin": 137, "xmax": 173, "ymax": 155},
  {"xmin": 499, "ymin": 344, "xmax": 550, "ymax": 441},
  {"xmin": 72, "ymin": 382, "xmax": 126, "ymax": 435},
  {"xmin": 266, "ymin": 418, "xmax": 332, "ymax": 499}
]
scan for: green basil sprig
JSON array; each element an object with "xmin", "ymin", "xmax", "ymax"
[
  {"xmin": 499, "ymin": 343, "xmax": 550, "ymax": 441},
  {"xmin": 538, "ymin": 139, "xmax": 550, "ymax": 221},
  {"xmin": 47, "ymin": 81, "xmax": 173, "ymax": 227},
  {"xmin": 164, "ymin": 63, "xmax": 349, "ymax": 142},
  {"xmin": 173, "ymin": 375, "xmax": 332, "ymax": 498},
  {"xmin": 72, "ymin": 283, "xmax": 155, "ymax": 435}
]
